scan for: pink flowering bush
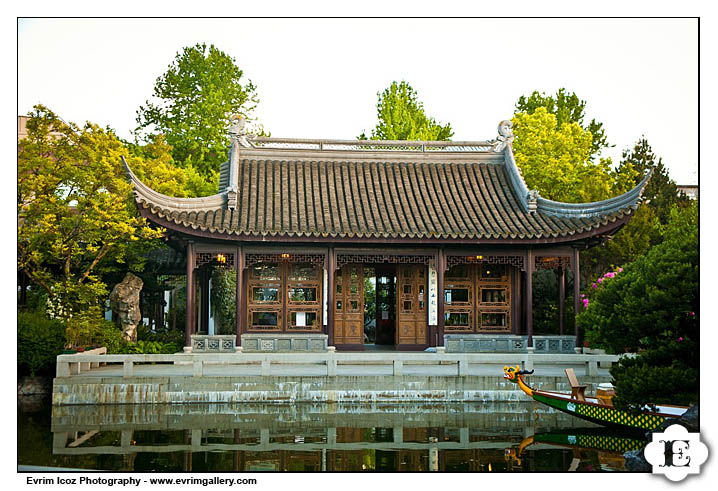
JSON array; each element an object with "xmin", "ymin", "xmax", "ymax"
[
  {"xmin": 575, "ymin": 202, "xmax": 698, "ymax": 408},
  {"xmin": 579, "ymin": 267, "xmax": 623, "ymax": 310}
]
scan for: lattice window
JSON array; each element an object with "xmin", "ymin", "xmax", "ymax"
[
  {"xmin": 336, "ymin": 254, "xmax": 433, "ymax": 269},
  {"xmin": 247, "ymin": 261, "xmax": 322, "ymax": 333},
  {"xmin": 195, "ymin": 252, "xmax": 235, "ymax": 268}
]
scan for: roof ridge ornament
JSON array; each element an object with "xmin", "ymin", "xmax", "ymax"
[
  {"xmin": 527, "ymin": 190, "xmax": 539, "ymax": 214},
  {"xmin": 229, "ymin": 114, "xmax": 253, "ymax": 148},
  {"xmin": 492, "ymin": 120, "xmax": 515, "ymax": 152}
]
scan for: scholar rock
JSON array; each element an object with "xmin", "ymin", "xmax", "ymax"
[{"xmin": 110, "ymin": 272, "xmax": 143, "ymax": 342}]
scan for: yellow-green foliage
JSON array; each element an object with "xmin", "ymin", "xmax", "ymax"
[
  {"xmin": 512, "ymin": 108, "xmax": 615, "ymax": 203},
  {"xmin": 17, "ymin": 105, "xmax": 164, "ymax": 318},
  {"xmin": 128, "ymin": 134, "xmax": 218, "ymax": 198}
]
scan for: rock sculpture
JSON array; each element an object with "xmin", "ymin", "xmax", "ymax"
[{"xmin": 110, "ymin": 272, "xmax": 143, "ymax": 342}]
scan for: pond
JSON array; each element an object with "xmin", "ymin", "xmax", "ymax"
[{"xmin": 18, "ymin": 396, "xmax": 647, "ymax": 472}]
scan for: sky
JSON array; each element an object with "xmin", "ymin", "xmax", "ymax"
[{"xmin": 17, "ymin": 17, "xmax": 698, "ymax": 184}]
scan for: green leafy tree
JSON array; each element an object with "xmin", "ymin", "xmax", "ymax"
[
  {"xmin": 359, "ymin": 81, "xmax": 453, "ymax": 141},
  {"xmin": 516, "ymin": 88, "xmax": 609, "ymax": 157},
  {"xmin": 511, "ymin": 108, "xmax": 616, "ymax": 203},
  {"xmin": 584, "ymin": 138, "xmax": 689, "ymax": 277},
  {"xmin": 135, "ymin": 43, "xmax": 258, "ymax": 180},
  {"xmin": 615, "ymin": 137, "xmax": 691, "ymax": 225},
  {"xmin": 17, "ymin": 106, "xmax": 163, "ymax": 319},
  {"xmin": 577, "ymin": 202, "xmax": 698, "ymax": 407}
]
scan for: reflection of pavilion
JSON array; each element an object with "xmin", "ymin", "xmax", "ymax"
[{"xmin": 51, "ymin": 402, "xmax": 601, "ymax": 472}]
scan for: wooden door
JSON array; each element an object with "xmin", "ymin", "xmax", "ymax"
[
  {"xmin": 333, "ymin": 264, "xmax": 364, "ymax": 345},
  {"xmin": 396, "ymin": 265, "xmax": 428, "ymax": 347}
]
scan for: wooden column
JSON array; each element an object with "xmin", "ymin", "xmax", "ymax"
[
  {"xmin": 558, "ymin": 265, "xmax": 565, "ymax": 335},
  {"xmin": 573, "ymin": 248, "xmax": 581, "ymax": 348},
  {"xmin": 200, "ymin": 269, "xmax": 210, "ymax": 334},
  {"xmin": 326, "ymin": 247, "xmax": 335, "ymax": 347},
  {"xmin": 235, "ymin": 246, "xmax": 244, "ymax": 347},
  {"xmin": 526, "ymin": 249, "xmax": 533, "ymax": 348},
  {"xmin": 185, "ymin": 242, "xmax": 195, "ymax": 348},
  {"xmin": 437, "ymin": 248, "xmax": 445, "ymax": 347}
]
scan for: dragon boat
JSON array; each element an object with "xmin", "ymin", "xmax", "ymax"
[{"xmin": 502, "ymin": 365, "xmax": 689, "ymax": 431}]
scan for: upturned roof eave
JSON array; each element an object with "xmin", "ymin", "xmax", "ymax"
[
  {"xmin": 121, "ymin": 156, "xmax": 227, "ymax": 212},
  {"xmin": 535, "ymin": 168, "xmax": 654, "ymax": 218}
]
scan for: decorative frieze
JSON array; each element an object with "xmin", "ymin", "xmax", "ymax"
[
  {"xmin": 245, "ymin": 253, "xmax": 325, "ymax": 267},
  {"xmin": 446, "ymin": 254, "xmax": 525, "ymax": 271},
  {"xmin": 336, "ymin": 254, "xmax": 433, "ymax": 269}
]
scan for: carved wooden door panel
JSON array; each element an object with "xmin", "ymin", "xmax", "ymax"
[
  {"xmin": 396, "ymin": 265, "xmax": 428, "ymax": 347},
  {"xmin": 333, "ymin": 264, "xmax": 364, "ymax": 345}
]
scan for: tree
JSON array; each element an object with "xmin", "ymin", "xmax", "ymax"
[
  {"xmin": 126, "ymin": 134, "xmax": 218, "ymax": 198},
  {"xmin": 135, "ymin": 43, "xmax": 258, "ymax": 179},
  {"xmin": 18, "ymin": 106, "xmax": 163, "ymax": 319},
  {"xmin": 516, "ymin": 88, "xmax": 609, "ymax": 157},
  {"xmin": 615, "ymin": 137, "xmax": 691, "ymax": 225},
  {"xmin": 511, "ymin": 108, "xmax": 616, "ymax": 203},
  {"xmin": 577, "ymin": 202, "xmax": 698, "ymax": 407},
  {"xmin": 359, "ymin": 81, "xmax": 453, "ymax": 141},
  {"xmin": 582, "ymin": 138, "xmax": 690, "ymax": 277}
]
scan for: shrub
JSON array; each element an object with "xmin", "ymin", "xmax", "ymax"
[
  {"xmin": 17, "ymin": 311, "xmax": 66, "ymax": 376},
  {"xmin": 119, "ymin": 340, "xmax": 181, "ymax": 354},
  {"xmin": 64, "ymin": 306, "xmax": 106, "ymax": 348},
  {"xmin": 577, "ymin": 202, "xmax": 698, "ymax": 408},
  {"xmin": 95, "ymin": 321, "xmax": 124, "ymax": 354}
]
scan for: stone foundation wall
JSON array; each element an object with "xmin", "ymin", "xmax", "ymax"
[{"xmin": 52, "ymin": 373, "xmax": 610, "ymax": 406}]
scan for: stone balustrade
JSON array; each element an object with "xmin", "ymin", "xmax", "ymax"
[{"xmin": 56, "ymin": 351, "xmax": 624, "ymax": 379}]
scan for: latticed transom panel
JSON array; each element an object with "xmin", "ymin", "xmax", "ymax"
[
  {"xmin": 245, "ymin": 253, "xmax": 325, "ymax": 267},
  {"xmin": 534, "ymin": 256, "xmax": 572, "ymax": 271},
  {"xmin": 336, "ymin": 254, "xmax": 433, "ymax": 269},
  {"xmin": 195, "ymin": 252, "xmax": 235, "ymax": 268},
  {"xmin": 446, "ymin": 255, "xmax": 525, "ymax": 271}
]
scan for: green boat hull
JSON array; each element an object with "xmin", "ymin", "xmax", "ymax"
[{"xmin": 532, "ymin": 392, "xmax": 666, "ymax": 431}]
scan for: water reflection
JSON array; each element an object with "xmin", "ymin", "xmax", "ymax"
[{"xmin": 17, "ymin": 399, "xmax": 646, "ymax": 472}]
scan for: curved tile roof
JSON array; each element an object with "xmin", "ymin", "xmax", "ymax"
[{"xmin": 123, "ymin": 142, "xmax": 649, "ymax": 244}]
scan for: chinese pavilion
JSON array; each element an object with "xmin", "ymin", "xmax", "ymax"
[{"xmin": 123, "ymin": 117, "xmax": 650, "ymax": 353}]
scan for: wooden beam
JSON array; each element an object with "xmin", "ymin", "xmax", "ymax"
[
  {"xmin": 235, "ymin": 246, "xmax": 244, "ymax": 348},
  {"xmin": 200, "ymin": 269, "xmax": 209, "ymax": 334},
  {"xmin": 526, "ymin": 249, "xmax": 533, "ymax": 348},
  {"xmin": 185, "ymin": 242, "xmax": 195, "ymax": 348},
  {"xmin": 326, "ymin": 247, "xmax": 335, "ymax": 347},
  {"xmin": 573, "ymin": 248, "xmax": 581, "ymax": 349},
  {"xmin": 558, "ymin": 266, "xmax": 565, "ymax": 336},
  {"xmin": 437, "ymin": 248, "xmax": 445, "ymax": 346}
]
